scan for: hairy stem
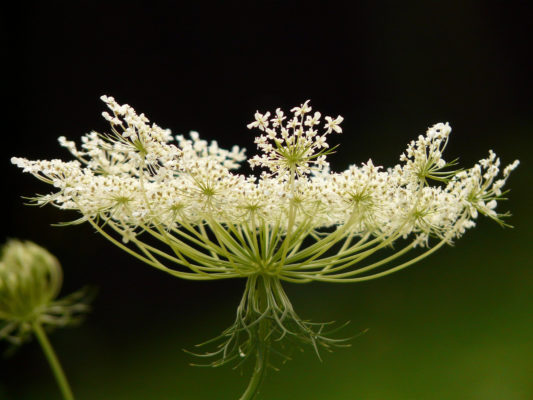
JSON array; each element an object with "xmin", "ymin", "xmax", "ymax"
[{"xmin": 32, "ymin": 322, "xmax": 75, "ymax": 400}]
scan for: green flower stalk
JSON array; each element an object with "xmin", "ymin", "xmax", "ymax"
[
  {"xmin": 0, "ymin": 240, "xmax": 90, "ymax": 400},
  {"xmin": 12, "ymin": 96, "xmax": 519, "ymax": 399}
]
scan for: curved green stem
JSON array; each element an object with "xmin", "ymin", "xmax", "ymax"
[
  {"xmin": 32, "ymin": 322, "xmax": 75, "ymax": 400},
  {"xmin": 239, "ymin": 342, "xmax": 269, "ymax": 400}
]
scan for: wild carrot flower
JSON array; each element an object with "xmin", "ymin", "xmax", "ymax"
[{"xmin": 12, "ymin": 96, "xmax": 518, "ymax": 399}]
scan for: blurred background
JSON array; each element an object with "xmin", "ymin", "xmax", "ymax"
[{"xmin": 2, "ymin": 1, "xmax": 532, "ymax": 399}]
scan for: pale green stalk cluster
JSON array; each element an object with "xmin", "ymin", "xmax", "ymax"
[{"xmin": 12, "ymin": 96, "xmax": 518, "ymax": 398}]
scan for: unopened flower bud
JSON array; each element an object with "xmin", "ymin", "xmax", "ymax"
[{"xmin": 0, "ymin": 240, "xmax": 91, "ymax": 345}]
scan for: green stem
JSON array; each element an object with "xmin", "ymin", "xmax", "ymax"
[
  {"xmin": 32, "ymin": 322, "xmax": 75, "ymax": 400},
  {"xmin": 239, "ymin": 275, "xmax": 270, "ymax": 400},
  {"xmin": 239, "ymin": 342, "xmax": 268, "ymax": 400}
]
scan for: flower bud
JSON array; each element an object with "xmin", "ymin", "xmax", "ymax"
[{"xmin": 0, "ymin": 240, "xmax": 90, "ymax": 345}]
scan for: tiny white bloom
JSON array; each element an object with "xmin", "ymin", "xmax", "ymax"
[
  {"xmin": 324, "ymin": 115, "xmax": 343, "ymax": 134},
  {"xmin": 291, "ymin": 100, "xmax": 312, "ymax": 117},
  {"xmin": 247, "ymin": 111, "xmax": 271, "ymax": 131}
]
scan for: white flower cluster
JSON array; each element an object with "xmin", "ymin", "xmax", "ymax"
[
  {"xmin": 12, "ymin": 96, "xmax": 519, "ymax": 282},
  {"xmin": 248, "ymin": 100, "xmax": 342, "ymax": 178}
]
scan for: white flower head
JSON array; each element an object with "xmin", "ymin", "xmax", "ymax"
[
  {"xmin": 11, "ymin": 95, "xmax": 519, "ymax": 381},
  {"xmin": 247, "ymin": 102, "xmax": 341, "ymax": 178}
]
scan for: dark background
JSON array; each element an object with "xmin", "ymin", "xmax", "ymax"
[{"xmin": 2, "ymin": 1, "xmax": 532, "ymax": 399}]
